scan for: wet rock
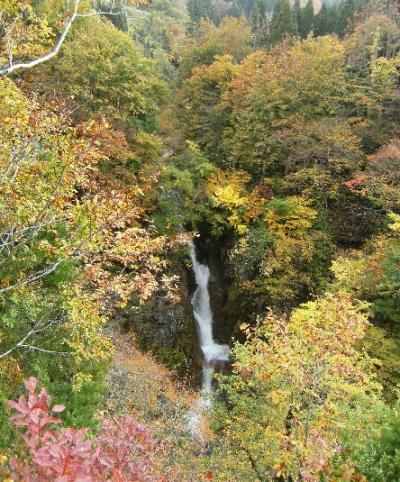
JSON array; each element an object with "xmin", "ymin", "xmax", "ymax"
[{"xmin": 121, "ymin": 266, "xmax": 202, "ymax": 379}]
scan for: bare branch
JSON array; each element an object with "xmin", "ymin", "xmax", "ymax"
[
  {"xmin": 0, "ymin": 315, "xmax": 69, "ymax": 359},
  {"xmin": 17, "ymin": 345, "xmax": 70, "ymax": 355},
  {"xmin": 0, "ymin": 260, "xmax": 62, "ymax": 294},
  {"xmin": 77, "ymin": 11, "xmax": 124, "ymax": 17},
  {"xmin": 0, "ymin": 0, "xmax": 80, "ymax": 76},
  {"xmin": 77, "ymin": 0, "xmax": 123, "ymax": 17},
  {"xmin": 0, "ymin": 343, "xmax": 21, "ymax": 360},
  {"xmin": 0, "ymin": 0, "xmax": 143, "ymax": 75},
  {"xmin": 0, "ymin": 325, "xmax": 40, "ymax": 360}
]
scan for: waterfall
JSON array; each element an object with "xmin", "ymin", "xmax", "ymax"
[
  {"xmin": 189, "ymin": 240, "xmax": 230, "ymax": 393},
  {"xmin": 187, "ymin": 239, "xmax": 229, "ymax": 439}
]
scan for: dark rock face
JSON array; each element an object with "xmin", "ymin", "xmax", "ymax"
[{"xmin": 122, "ymin": 264, "xmax": 202, "ymax": 380}]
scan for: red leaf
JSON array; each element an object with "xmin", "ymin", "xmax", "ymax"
[
  {"xmin": 24, "ymin": 377, "xmax": 38, "ymax": 393},
  {"xmin": 52, "ymin": 405, "xmax": 65, "ymax": 413}
]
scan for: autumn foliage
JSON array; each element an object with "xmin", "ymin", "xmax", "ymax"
[
  {"xmin": 2, "ymin": 0, "xmax": 400, "ymax": 480},
  {"xmin": 7, "ymin": 378, "xmax": 159, "ymax": 482}
]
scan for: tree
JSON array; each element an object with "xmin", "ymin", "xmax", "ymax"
[
  {"xmin": 299, "ymin": 0, "xmax": 314, "ymax": 38},
  {"xmin": 364, "ymin": 139, "xmax": 400, "ymax": 210},
  {"xmin": 187, "ymin": 0, "xmax": 218, "ymax": 25},
  {"xmin": 237, "ymin": 0, "xmax": 276, "ymax": 17},
  {"xmin": 181, "ymin": 55, "xmax": 236, "ymax": 164},
  {"xmin": 354, "ymin": 398, "xmax": 400, "ymax": 481},
  {"xmin": 0, "ymin": 75, "xmax": 180, "ymax": 445},
  {"xmin": 0, "ymin": 78, "xmax": 113, "ymax": 440},
  {"xmin": 39, "ymin": 16, "xmax": 166, "ymax": 122},
  {"xmin": 0, "ymin": 0, "xmax": 79, "ymax": 75},
  {"xmin": 343, "ymin": 13, "xmax": 400, "ymax": 145},
  {"xmin": 0, "ymin": 0, "xmax": 142, "ymax": 75},
  {"xmin": 314, "ymin": 3, "xmax": 329, "ymax": 36},
  {"xmin": 131, "ymin": 0, "xmax": 187, "ymax": 75},
  {"xmin": 224, "ymin": 36, "xmax": 347, "ymax": 178},
  {"xmin": 250, "ymin": 0, "xmax": 271, "ymax": 47},
  {"xmin": 328, "ymin": 212, "xmax": 400, "ymax": 399},
  {"xmin": 293, "ymin": 0, "xmax": 302, "ymax": 35},
  {"xmin": 0, "ymin": 78, "xmax": 111, "ymax": 366},
  {"xmin": 226, "ymin": 195, "xmax": 328, "ymax": 313},
  {"xmin": 326, "ymin": 3, "xmax": 339, "ymax": 33},
  {"xmin": 274, "ymin": 118, "xmax": 364, "ymax": 203},
  {"xmin": 180, "ymin": 16, "xmax": 252, "ymax": 77},
  {"xmin": 212, "ymin": 294, "xmax": 383, "ymax": 481},
  {"xmin": 338, "ymin": 0, "xmax": 356, "ymax": 35},
  {"xmin": 270, "ymin": 0, "xmax": 297, "ymax": 43},
  {"xmin": 206, "ymin": 168, "xmax": 265, "ymax": 235}
]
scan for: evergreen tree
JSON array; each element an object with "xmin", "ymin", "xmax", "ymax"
[
  {"xmin": 187, "ymin": 0, "xmax": 200, "ymax": 24},
  {"xmin": 257, "ymin": 0, "xmax": 267, "ymax": 24},
  {"xmin": 326, "ymin": 3, "xmax": 339, "ymax": 34},
  {"xmin": 293, "ymin": 0, "xmax": 302, "ymax": 36},
  {"xmin": 237, "ymin": 0, "xmax": 276, "ymax": 18},
  {"xmin": 314, "ymin": 3, "xmax": 329, "ymax": 36},
  {"xmin": 250, "ymin": 0, "xmax": 270, "ymax": 47},
  {"xmin": 338, "ymin": 0, "xmax": 356, "ymax": 35},
  {"xmin": 237, "ymin": 0, "xmax": 258, "ymax": 16},
  {"xmin": 270, "ymin": 0, "xmax": 296, "ymax": 43},
  {"xmin": 226, "ymin": 1, "xmax": 243, "ymax": 18},
  {"xmin": 299, "ymin": 0, "xmax": 314, "ymax": 38},
  {"xmin": 187, "ymin": 0, "xmax": 217, "ymax": 25},
  {"xmin": 250, "ymin": 4, "xmax": 258, "ymax": 30}
]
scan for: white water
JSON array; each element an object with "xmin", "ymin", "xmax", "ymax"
[
  {"xmin": 189, "ymin": 241, "xmax": 230, "ymax": 393},
  {"xmin": 187, "ymin": 240, "xmax": 230, "ymax": 439}
]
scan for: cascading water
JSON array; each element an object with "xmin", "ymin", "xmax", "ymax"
[
  {"xmin": 187, "ymin": 239, "xmax": 229, "ymax": 438},
  {"xmin": 189, "ymin": 241, "xmax": 230, "ymax": 391}
]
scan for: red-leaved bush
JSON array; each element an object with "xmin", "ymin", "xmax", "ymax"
[{"xmin": 7, "ymin": 377, "xmax": 160, "ymax": 481}]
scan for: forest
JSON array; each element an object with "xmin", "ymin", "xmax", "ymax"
[{"xmin": 1, "ymin": 0, "xmax": 400, "ymax": 480}]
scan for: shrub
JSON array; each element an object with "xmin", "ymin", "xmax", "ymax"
[{"xmin": 7, "ymin": 377, "xmax": 159, "ymax": 481}]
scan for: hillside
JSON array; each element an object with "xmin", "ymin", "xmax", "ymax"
[{"xmin": 1, "ymin": 0, "xmax": 400, "ymax": 481}]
